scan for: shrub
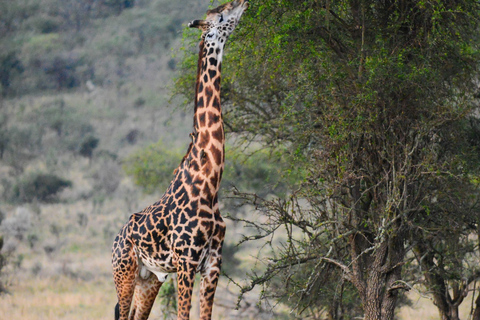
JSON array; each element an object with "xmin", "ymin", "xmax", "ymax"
[
  {"xmin": 133, "ymin": 97, "xmax": 145, "ymax": 108},
  {"xmin": 123, "ymin": 140, "xmax": 183, "ymax": 193},
  {"xmin": 1, "ymin": 125, "xmax": 41, "ymax": 174},
  {"xmin": 12, "ymin": 172, "xmax": 72, "ymax": 203},
  {"xmin": 0, "ymin": 236, "xmax": 7, "ymax": 294},
  {"xmin": 44, "ymin": 55, "xmax": 80, "ymax": 89},
  {"xmin": 0, "ymin": 207, "xmax": 32, "ymax": 241},
  {"xmin": 91, "ymin": 158, "xmax": 121, "ymax": 195},
  {"xmin": 124, "ymin": 129, "xmax": 139, "ymax": 144},
  {"xmin": 0, "ymin": 49, "xmax": 23, "ymax": 97},
  {"xmin": 28, "ymin": 15, "xmax": 62, "ymax": 34},
  {"xmin": 79, "ymin": 135, "xmax": 99, "ymax": 159},
  {"xmin": 222, "ymin": 147, "xmax": 302, "ymax": 198}
]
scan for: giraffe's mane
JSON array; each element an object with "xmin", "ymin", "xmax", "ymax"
[
  {"xmin": 193, "ymin": 39, "xmax": 205, "ymax": 116},
  {"xmin": 174, "ymin": 39, "xmax": 206, "ymax": 175},
  {"xmin": 206, "ymin": 3, "xmax": 228, "ymax": 15}
]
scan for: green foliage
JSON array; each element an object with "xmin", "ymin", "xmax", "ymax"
[
  {"xmin": 124, "ymin": 139, "xmax": 303, "ymax": 197},
  {"xmin": 44, "ymin": 55, "xmax": 81, "ymax": 89},
  {"xmin": 0, "ymin": 49, "xmax": 23, "ymax": 96},
  {"xmin": 173, "ymin": 0, "xmax": 480, "ymax": 318},
  {"xmin": 0, "ymin": 0, "xmax": 40, "ymax": 35},
  {"xmin": 22, "ymin": 34, "xmax": 62, "ymax": 62},
  {"xmin": 157, "ymin": 277, "xmax": 177, "ymax": 319},
  {"xmin": 0, "ymin": 119, "xmax": 42, "ymax": 174},
  {"xmin": 11, "ymin": 172, "xmax": 72, "ymax": 203},
  {"xmin": 223, "ymin": 147, "xmax": 304, "ymax": 198},
  {"xmin": 123, "ymin": 140, "xmax": 184, "ymax": 193},
  {"xmin": 27, "ymin": 99, "xmax": 96, "ymax": 152},
  {"xmin": 27, "ymin": 14, "xmax": 62, "ymax": 34}
]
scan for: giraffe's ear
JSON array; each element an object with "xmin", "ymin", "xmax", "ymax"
[{"xmin": 188, "ymin": 20, "xmax": 206, "ymax": 29}]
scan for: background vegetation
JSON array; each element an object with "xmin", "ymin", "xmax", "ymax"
[{"xmin": 0, "ymin": 0, "xmax": 479, "ymax": 320}]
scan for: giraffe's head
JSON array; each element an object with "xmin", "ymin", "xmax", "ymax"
[{"xmin": 188, "ymin": 0, "xmax": 249, "ymax": 42}]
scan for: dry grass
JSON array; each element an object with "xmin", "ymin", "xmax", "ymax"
[
  {"xmin": 397, "ymin": 290, "xmax": 476, "ymax": 320},
  {"xmin": 0, "ymin": 264, "xmax": 270, "ymax": 320},
  {"xmin": 0, "ymin": 276, "xmax": 115, "ymax": 320},
  {"xmin": 4, "ymin": 273, "xmax": 476, "ymax": 320}
]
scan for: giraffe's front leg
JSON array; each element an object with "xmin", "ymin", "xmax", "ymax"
[
  {"xmin": 176, "ymin": 259, "xmax": 197, "ymax": 319},
  {"xmin": 199, "ymin": 255, "xmax": 222, "ymax": 320}
]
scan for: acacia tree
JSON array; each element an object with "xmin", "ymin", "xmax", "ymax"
[
  {"xmin": 175, "ymin": 1, "xmax": 480, "ymax": 319},
  {"xmin": 409, "ymin": 117, "xmax": 480, "ymax": 320}
]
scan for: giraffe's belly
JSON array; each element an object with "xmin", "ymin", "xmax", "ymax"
[
  {"xmin": 138, "ymin": 246, "xmax": 211, "ymax": 282},
  {"xmin": 136, "ymin": 248, "xmax": 177, "ymax": 282}
]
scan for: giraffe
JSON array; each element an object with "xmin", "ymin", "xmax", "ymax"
[{"xmin": 111, "ymin": 1, "xmax": 249, "ymax": 319}]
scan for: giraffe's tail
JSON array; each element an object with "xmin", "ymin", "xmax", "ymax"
[{"xmin": 114, "ymin": 302, "xmax": 120, "ymax": 320}]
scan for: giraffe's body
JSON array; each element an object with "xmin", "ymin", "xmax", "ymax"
[{"xmin": 112, "ymin": 1, "xmax": 249, "ymax": 319}]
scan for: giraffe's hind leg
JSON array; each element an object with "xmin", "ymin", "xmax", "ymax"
[
  {"xmin": 130, "ymin": 270, "xmax": 163, "ymax": 320},
  {"xmin": 112, "ymin": 252, "xmax": 137, "ymax": 320},
  {"xmin": 112, "ymin": 223, "xmax": 138, "ymax": 320}
]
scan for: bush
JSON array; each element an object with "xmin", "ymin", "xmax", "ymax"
[
  {"xmin": 12, "ymin": 173, "xmax": 72, "ymax": 203},
  {"xmin": 133, "ymin": 97, "xmax": 146, "ymax": 108},
  {"xmin": 91, "ymin": 158, "xmax": 121, "ymax": 195},
  {"xmin": 124, "ymin": 129, "xmax": 140, "ymax": 144},
  {"xmin": 0, "ymin": 49, "xmax": 23, "ymax": 97},
  {"xmin": 79, "ymin": 135, "xmax": 99, "ymax": 159},
  {"xmin": 28, "ymin": 15, "xmax": 62, "ymax": 34},
  {"xmin": 0, "ymin": 235, "xmax": 7, "ymax": 294},
  {"xmin": 123, "ymin": 140, "xmax": 184, "ymax": 193},
  {"xmin": 1, "ymin": 207, "xmax": 32, "ymax": 241},
  {"xmin": 44, "ymin": 55, "xmax": 80, "ymax": 89},
  {"xmin": 1, "ymin": 125, "xmax": 41, "ymax": 174},
  {"xmin": 29, "ymin": 99, "xmax": 96, "ymax": 152},
  {"xmin": 223, "ymin": 147, "xmax": 303, "ymax": 198}
]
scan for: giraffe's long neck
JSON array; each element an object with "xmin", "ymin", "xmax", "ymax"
[
  {"xmin": 194, "ymin": 39, "xmax": 223, "ymax": 133},
  {"xmin": 190, "ymin": 39, "xmax": 225, "ymax": 195}
]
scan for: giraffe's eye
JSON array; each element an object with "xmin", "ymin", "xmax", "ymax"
[{"xmin": 219, "ymin": 14, "xmax": 224, "ymax": 23}]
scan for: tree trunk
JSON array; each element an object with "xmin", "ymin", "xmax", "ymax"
[
  {"xmin": 413, "ymin": 242, "xmax": 467, "ymax": 320},
  {"xmin": 450, "ymin": 308, "xmax": 460, "ymax": 320},
  {"xmin": 351, "ymin": 234, "xmax": 405, "ymax": 320},
  {"xmin": 472, "ymin": 292, "xmax": 480, "ymax": 320}
]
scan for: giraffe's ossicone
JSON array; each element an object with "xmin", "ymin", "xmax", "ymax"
[{"xmin": 112, "ymin": 1, "xmax": 249, "ymax": 319}]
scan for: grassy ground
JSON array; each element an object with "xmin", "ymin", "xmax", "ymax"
[
  {"xmin": 2, "ymin": 270, "xmax": 478, "ymax": 320},
  {"xmin": 2, "ymin": 275, "xmax": 477, "ymax": 320},
  {"xmin": 0, "ymin": 276, "xmax": 115, "ymax": 320}
]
